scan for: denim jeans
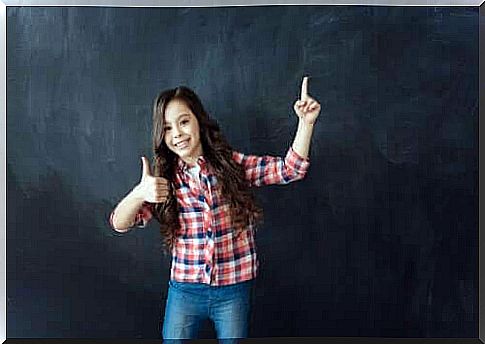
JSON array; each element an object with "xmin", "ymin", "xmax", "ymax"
[{"xmin": 161, "ymin": 279, "xmax": 253, "ymax": 344}]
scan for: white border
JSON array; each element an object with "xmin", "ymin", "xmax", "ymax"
[{"xmin": 0, "ymin": 1, "xmax": 482, "ymax": 342}]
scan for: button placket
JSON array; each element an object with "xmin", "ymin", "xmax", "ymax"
[
  {"xmin": 197, "ymin": 168, "xmax": 212, "ymax": 282},
  {"xmin": 204, "ymin": 228, "xmax": 214, "ymax": 274},
  {"xmin": 196, "ymin": 163, "xmax": 217, "ymax": 284},
  {"xmin": 204, "ymin": 175, "xmax": 215, "ymax": 280}
]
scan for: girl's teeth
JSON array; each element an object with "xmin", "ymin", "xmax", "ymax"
[{"xmin": 177, "ymin": 140, "xmax": 189, "ymax": 148}]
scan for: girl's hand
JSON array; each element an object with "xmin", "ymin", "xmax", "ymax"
[
  {"xmin": 293, "ymin": 76, "xmax": 321, "ymax": 125},
  {"xmin": 134, "ymin": 157, "xmax": 170, "ymax": 203}
]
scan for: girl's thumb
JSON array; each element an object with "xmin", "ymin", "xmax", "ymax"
[{"xmin": 141, "ymin": 156, "xmax": 152, "ymax": 178}]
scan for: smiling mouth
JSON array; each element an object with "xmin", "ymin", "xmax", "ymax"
[{"xmin": 174, "ymin": 139, "xmax": 190, "ymax": 149}]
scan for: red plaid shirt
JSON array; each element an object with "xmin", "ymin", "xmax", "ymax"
[{"xmin": 110, "ymin": 147, "xmax": 310, "ymax": 286}]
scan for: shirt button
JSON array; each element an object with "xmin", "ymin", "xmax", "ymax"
[
  {"xmin": 205, "ymin": 265, "xmax": 211, "ymax": 272},
  {"xmin": 207, "ymin": 231, "xmax": 212, "ymax": 238}
]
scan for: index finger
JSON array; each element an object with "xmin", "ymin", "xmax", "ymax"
[{"xmin": 301, "ymin": 76, "xmax": 309, "ymax": 100}]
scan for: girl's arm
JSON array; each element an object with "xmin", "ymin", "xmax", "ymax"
[
  {"xmin": 291, "ymin": 119, "xmax": 315, "ymax": 159},
  {"xmin": 232, "ymin": 147, "xmax": 309, "ymax": 187},
  {"xmin": 233, "ymin": 77, "xmax": 320, "ymax": 186},
  {"xmin": 232, "ymin": 76, "xmax": 320, "ymax": 187},
  {"xmin": 110, "ymin": 185, "xmax": 148, "ymax": 232}
]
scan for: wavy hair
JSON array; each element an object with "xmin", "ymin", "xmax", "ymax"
[{"xmin": 151, "ymin": 86, "xmax": 263, "ymax": 252}]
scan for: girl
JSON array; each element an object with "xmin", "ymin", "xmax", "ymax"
[{"xmin": 110, "ymin": 76, "xmax": 321, "ymax": 343}]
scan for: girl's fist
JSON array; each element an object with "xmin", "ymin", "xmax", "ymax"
[{"xmin": 135, "ymin": 156, "xmax": 170, "ymax": 203}]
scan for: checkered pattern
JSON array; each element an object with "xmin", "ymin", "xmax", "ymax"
[{"xmin": 110, "ymin": 147, "xmax": 309, "ymax": 286}]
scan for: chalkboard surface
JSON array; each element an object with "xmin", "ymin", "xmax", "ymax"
[{"xmin": 7, "ymin": 6, "xmax": 478, "ymax": 338}]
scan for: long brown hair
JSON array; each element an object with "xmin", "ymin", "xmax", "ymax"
[{"xmin": 151, "ymin": 86, "xmax": 263, "ymax": 252}]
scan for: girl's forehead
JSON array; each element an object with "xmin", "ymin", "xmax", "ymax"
[{"xmin": 164, "ymin": 99, "xmax": 193, "ymax": 121}]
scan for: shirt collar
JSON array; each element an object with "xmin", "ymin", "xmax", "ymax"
[{"xmin": 177, "ymin": 155, "xmax": 207, "ymax": 174}]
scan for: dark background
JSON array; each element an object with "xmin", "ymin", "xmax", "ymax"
[{"xmin": 6, "ymin": 5, "xmax": 479, "ymax": 339}]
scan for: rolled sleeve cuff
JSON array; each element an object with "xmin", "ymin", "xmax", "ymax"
[
  {"xmin": 285, "ymin": 147, "xmax": 310, "ymax": 174},
  {"xmin": 135, "ymin": 202, "xmax": 154, "ymax": 227}
]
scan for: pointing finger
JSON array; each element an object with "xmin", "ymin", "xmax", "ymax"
[{"xmin": 301, "ymin": 76, "xmax": 309, "ymax": 100}]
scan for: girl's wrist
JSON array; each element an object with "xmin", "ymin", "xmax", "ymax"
[{"xmin": 298, "ymin": 118, "xmax": 315, "ymax": 129}]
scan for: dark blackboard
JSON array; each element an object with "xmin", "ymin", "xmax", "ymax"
[{"xmin": 6, "ymin": 5, "xmax": 478, "ymax": 339}]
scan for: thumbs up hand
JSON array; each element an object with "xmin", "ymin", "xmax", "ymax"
[{"xmin": 134, "ymin": 156, "xmax": 170, "ymax": 203}]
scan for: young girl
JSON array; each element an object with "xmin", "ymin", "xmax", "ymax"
[{"xmin": 110, "ymin": 77, "xmax": 321, "ymax": 343}]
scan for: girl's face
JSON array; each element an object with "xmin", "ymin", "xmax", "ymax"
[{"xmin": 163, "ymin": 98, "xmax": 203, "ymax": 165}]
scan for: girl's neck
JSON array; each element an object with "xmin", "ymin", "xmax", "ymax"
[{"xmin": 181, "ymin": 154, "xmax": 202, "ymax": 167}]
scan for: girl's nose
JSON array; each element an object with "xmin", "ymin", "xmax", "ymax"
[{"xmin": 172, "ymin": 126, "xmax": 181, "ymax": 137}]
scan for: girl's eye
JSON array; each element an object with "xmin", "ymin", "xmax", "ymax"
[
  {"xmin": 180, "ymin": 119, "xmax": 189, "ymax": 125},
  {"xmin": 164, "ymin": 126, "xmax": 172, "ymax": 132}
]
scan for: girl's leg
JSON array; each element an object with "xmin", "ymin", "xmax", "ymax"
[
  {"xmin": 162, "ymin": 281, "xmax": 208, "ymax": 343},
  {"xmin": 209, "ymin": 280, "xmax": 253, "ymax": 344}
]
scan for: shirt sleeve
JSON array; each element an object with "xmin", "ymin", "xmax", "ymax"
[
  {"xmin": 232, "ymin": 146, "xmax": 310, "ymax": 187},
  {"xmin": 109, "ymin": 201, "xmax": 154, "ymax": 230}
]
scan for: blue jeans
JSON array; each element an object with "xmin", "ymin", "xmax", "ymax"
[{"xmin": 162, "ymin": 279, "xmax": 253, "ymax": 344}]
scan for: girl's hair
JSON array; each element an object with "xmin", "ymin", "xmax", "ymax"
[{"xmin": 151, "ymin": 86, "xmax": 263, "ymax": 252}]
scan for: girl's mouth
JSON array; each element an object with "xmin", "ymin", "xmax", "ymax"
[{"xmin": 175, "ymin": 139, "xmax": 190, "ymax": 149}]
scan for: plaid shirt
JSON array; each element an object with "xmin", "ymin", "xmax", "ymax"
[{"xmin": 110, "ymin": 147, "xmax": 309, "ymax": 286}]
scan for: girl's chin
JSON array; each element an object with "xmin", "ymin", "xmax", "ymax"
[
  {"xmin": 173, "ymin": 148, "xmax": 193, "ymax": 159},
  {"xmin": 169, "ymin": 144, "xmax": 189, "ymax": 154},
  {"xmin": 177, "ymin": 146, "xmax": 191, "ymax": 154},
  {"xmin": 168, "ymin": 144, "xmax": 202, "ymax": 160}
]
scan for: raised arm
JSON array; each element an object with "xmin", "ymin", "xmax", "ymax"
[
  {"xmin": 232, "ymin": 147, "xmax": 310, "ymax": 187},
  {"xmin": 231, "ymin": 76, "xmax": 320, "ymax": 187}
]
